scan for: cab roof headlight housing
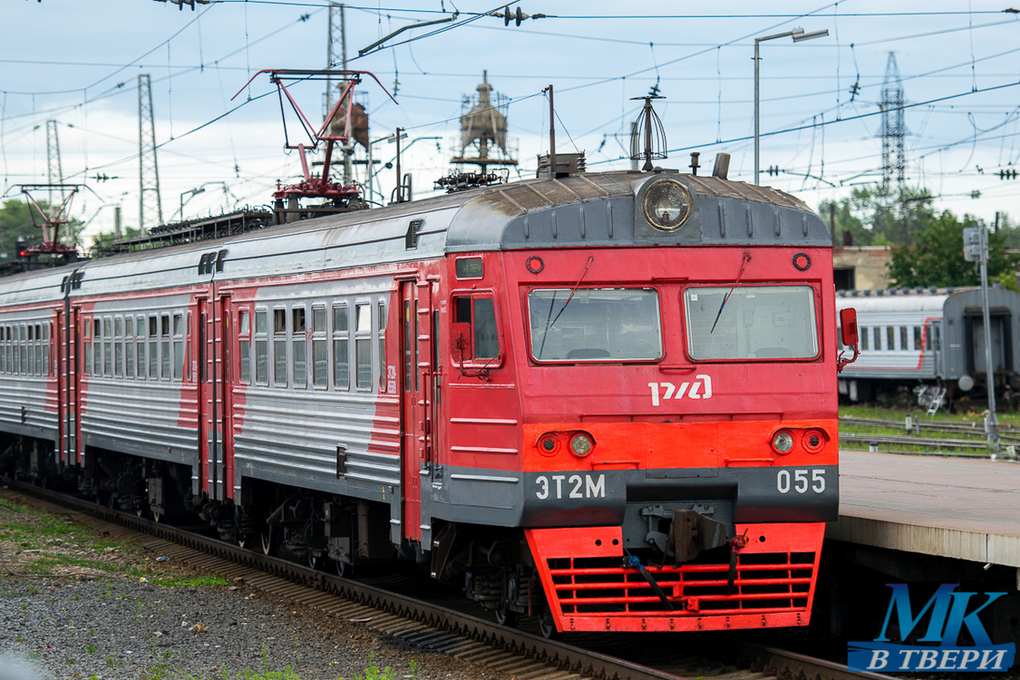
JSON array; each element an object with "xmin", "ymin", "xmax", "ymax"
[
  {"xmin": 643, "ymin": 178, "xmax": 692, "ymax": 232},
  {"xmin": 569, "ymin": 432, "xmax": 594, "ymax": 457},
  {"xmin": 771, "ymin": 430, "xmax": 795, "ymax": 454}
]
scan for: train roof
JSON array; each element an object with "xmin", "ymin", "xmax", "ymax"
[
  {"xmin": 0, "ymin": 169, "xmax": 830, "ymax": 305},
  {"xmin": 836, "ymin": 286, "xmax": 1020, "ymax": 314}
]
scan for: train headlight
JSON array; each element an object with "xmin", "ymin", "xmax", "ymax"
[
  {"xmin": 569, "ymin": 433, "xmax": 594, "ymax": 457},
  {"xmin": 643, "ymin": 179, "xmax": 692, "ymax": 231},
  {"xmin": 771, "ymin": 430, "xmax": 795, "ymax": 454},
  {"xmin": 802, "ymin": 429, "xmax": 826, "ymax": 453}
]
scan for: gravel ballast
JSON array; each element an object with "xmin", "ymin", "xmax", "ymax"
[{"xmin": 0, "ymin": 496, "xmax": 504, "ymax": 680}]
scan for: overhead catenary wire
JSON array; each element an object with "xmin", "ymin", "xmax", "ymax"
[{"xmin": 6, "ymin": 0, "xmax": 1020, "ymax": 235}]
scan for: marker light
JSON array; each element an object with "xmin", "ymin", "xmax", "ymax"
[
  {"xmin": 771, "ymin": 430, "xmax": 795, "ymax": 454},
  {"xmin": 803, "ymin": 429, "xmax": 826, "ymax": 453},
  {"xmin": 569, "ymin": 433, "xmax": 594, "ymax": 457}
]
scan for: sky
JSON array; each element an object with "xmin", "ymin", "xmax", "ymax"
[{"xmin": 3, "ymin": 1, "xmax": 1020, "ymax": 247}]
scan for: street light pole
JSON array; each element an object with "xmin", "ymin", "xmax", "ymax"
[{"xmin": 754, "ymin": 27, "xmax": 828, "ymax": 186}]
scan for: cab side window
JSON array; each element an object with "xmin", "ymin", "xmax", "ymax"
[{"xmin": 451, "ymin": 294, "xmax": 501, "ymax": 362}]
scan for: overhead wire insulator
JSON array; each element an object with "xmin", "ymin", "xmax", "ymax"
[{"xmin": 502, "ymin": 6, "xmax": 545, "ymax": 26}]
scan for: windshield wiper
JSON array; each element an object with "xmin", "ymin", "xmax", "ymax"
[
  {"xmin": 710, "ymin": 252, "xmax": 751, "ymax": 333},
  {"xmin": 536, "ymin": 255, "xmax": 595, "ymax": 359}
]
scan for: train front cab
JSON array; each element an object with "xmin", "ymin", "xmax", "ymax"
[{"xmin": 503, "ymin": 245, "xmax": 838, "ymax": 634}]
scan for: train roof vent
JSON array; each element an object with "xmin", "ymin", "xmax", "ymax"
[{"xmin": 536, "ymin": 151, "xmax": 586, "ymax": 178}]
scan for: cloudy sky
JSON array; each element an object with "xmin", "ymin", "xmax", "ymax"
[{"xmin": 3, "ymin": 1, "xmax": 1020, "ymax": 243}]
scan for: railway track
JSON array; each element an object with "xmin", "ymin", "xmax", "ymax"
[
  {"xmin": 1, "ymin": 476, "xmax": 897, "ymax": 680},
  {"xmin": 839, "ymin": 415, "xmax": 1020, "ymax": 454}
]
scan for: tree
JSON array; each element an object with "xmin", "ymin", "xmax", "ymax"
[
  {"xmin": 820, "ymin": 195, "xmax": 871, "ymax": 246},
  {"xmin": 887, "ymin": 210, "xmax": 1019, "ymax": 288},
  {"xmin": 0, "ymin": 197, "xmax": 85, "ymax": 261},
  {"xmin": 821, "ymin": 186, "xmax": 940, "ymax": 247},
  {"xmin": 0, "ymin": 199, "xmax": 46, "ymax": 261},
  {"xmin": 90, "ymin": 225, "xmax": 140, "ymax": 252}
]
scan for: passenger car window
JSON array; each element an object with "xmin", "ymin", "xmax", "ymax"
[
  {"xmin": 239, "ymin": 310, "xmax": 251, "ymax": 385},
  {"xmin": 254, "ymin": 310, "xmax": 268, "ymax": 385},
  {"xmin": 312, "ymin": 306, "xmax": 327, "ymax": 388},
  {"xmin": 333, "ymin": 305, "xmax": 349, "ymax": 390},
  {"xmin": 355, "ymin": 303, "xmax": 372, "ymax": 389}
]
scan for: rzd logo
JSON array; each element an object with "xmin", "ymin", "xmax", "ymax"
[
  {"xmin": 648, "ymin": 375, "xmax": 712, "ymax": 406},
  {"xmin": 848, "ymin": 584, "xmax": 1015, "ymax": 672}
]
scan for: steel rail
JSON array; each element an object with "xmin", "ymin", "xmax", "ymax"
[
  {"xmin": 840, "ymin": 415, "xmax": 1020, "ymax": 438},
  {"xmin": 839, "ymin": 431, "xmax": 992, "ymax": 450},
  {"xmin": 738, "ymin": 643, "xmax": 900, "ymax": 680}
]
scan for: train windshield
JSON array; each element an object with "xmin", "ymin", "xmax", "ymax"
[
  {"xmin": 528, "ymin": 288, "xmax": 662, "ymax": 362},
  {"xmin": 684, "ymin": 285, "xmax": 818, "ymax": 360}
]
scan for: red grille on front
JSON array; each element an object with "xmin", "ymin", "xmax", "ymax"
[{"xmin": 547, "ymin": 551, "xmax": 815, "ymax": 616}]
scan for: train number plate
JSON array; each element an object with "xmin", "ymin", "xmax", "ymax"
[
  {"xmin": 535, "ymin": 474, "xmax": 606, "ymax": 500},
  {"xmin": 776, "ymin": 468, "xmax": 826, "ymax": 494}
]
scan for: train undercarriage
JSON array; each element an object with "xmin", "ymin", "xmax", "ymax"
[{"xmin": 2, "ymin": 432, "xmax": 824, "ymax": 636}]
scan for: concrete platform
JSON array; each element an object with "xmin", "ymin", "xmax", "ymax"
[{"xmin": 829, "ymin": 450, "xmax": 1020, "ymax": 567}]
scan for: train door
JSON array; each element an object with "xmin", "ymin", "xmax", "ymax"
[
  {"xmin": 55, "ymin": 307, "xmax": 70, "ymax": 466},
  {"xmin": 199, "ymin": 294, "xmax": 232, "ymax": 503},
  {"xmin": 400, "ymin": 278, "xmax": 436, "ymax": 544},
  {"xmin": 198, "ymin": 297, "xmax": 211, "ymax": 499},
  {"xmin": 66, "ymin": 305, "xmax": 82, "ymax": 464},
  {"xmin": 217, "ymin": 294, "xmax": 234, "ymax": 500},
  {"xmin": 967, "ymin": 314, "xmax": 1007, "ymax": 373}
]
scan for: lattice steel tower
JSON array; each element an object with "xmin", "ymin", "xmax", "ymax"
[
  {"xmin": 326, "ymin": 2, "xmax": 346, "ymax": 112},
  {"xmin": 138, "ymin": 74, "xmax": 163, "ymax": 233},
  {"xmin": 46, "ymin": 120, "xmax": 63, "ymax": 207},
  {"xmin": 879, "ymin": 52, "xmax": 905, "ymax": 192}
]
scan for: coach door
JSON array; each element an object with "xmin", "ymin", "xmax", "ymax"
[
  {"xmin": 56, "ymin": 306, "xmax": 77, "ymax": 466},
  {"xmin": 62, "ymin": 305, "xmax": 81, "ymax": 465},
  {"xmin": 199, "ymin": 295, "xmax": 231, "ymax": 503},
  {"xmin": 400, "ymin": 278, "xmax": 438, "ymax": 544},
  {"xmin": 967, "ymin": 313, "xmax": 1008, "ymax": 374}
]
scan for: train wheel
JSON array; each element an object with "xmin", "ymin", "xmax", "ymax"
[
  {"xmin": 495, "ymin": 605, "xmax": 519, "ymax": 628},
  {"xmin": 307, "ymin": 549, "xmax": 325, "ymax": 571},
  {"xmin": 152, "ymin": 511, "xmax": 163, "ymax": 524},
  {"xmin": 237, "ymin": 532, "xmax": 257, "ymax": 550},
  {"xmin": 538, "ymin": 610, "xmax": 559, "ymax": 639},
  {"xmin": 261, "ymin": 524, "xmax": 281, "ymax": 557},
  {"xmin": 334, "ymin": 559, "xmax": 352, "ymax": 578}
]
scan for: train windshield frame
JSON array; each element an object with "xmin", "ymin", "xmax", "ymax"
[
  {"xmin": 684, "ymin": 285, "xmax": 819, "ymax": 361},
  {"xmin": 527, "ymin": 287, "xmax": 663, "ymax": 362}
]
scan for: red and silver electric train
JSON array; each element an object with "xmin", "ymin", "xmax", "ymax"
[{"xmin": 0, "ymin": 166, "xmax": 844, "ymax": 635}]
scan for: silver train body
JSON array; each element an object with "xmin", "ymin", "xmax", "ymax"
[{"xmin": 835, "ymin": 287, "xmax": 1020, "ymax": 401}]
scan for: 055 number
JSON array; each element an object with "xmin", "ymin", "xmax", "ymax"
[{"xmin": 777, "ymin": 468, "xmax": 825, "ymax": 494}]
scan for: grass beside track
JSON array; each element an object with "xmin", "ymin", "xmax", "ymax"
[
  {"xmin": 839, "ymin": 404, "xmax": 1020, "ymax": 456},
  {"xmin": 0, "ymin": 498, "xmax": 420, "ymax": 680}
]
